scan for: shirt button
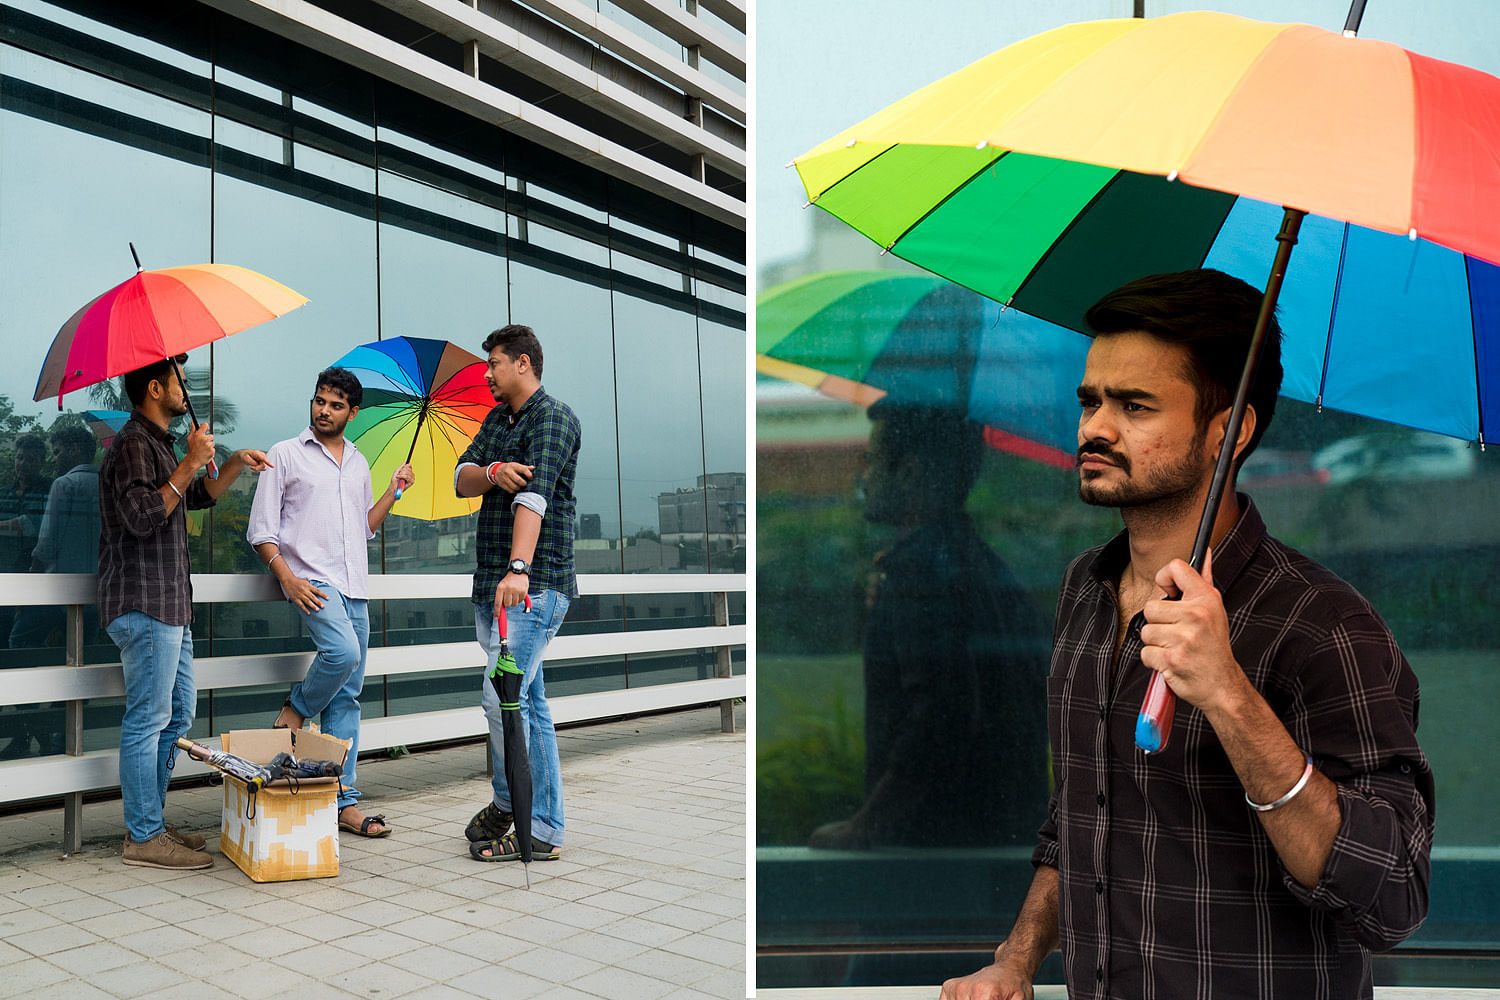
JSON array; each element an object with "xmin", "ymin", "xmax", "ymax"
[
  {"xmin": 1095, "ymin": 880, "xmax": 1104, "ymax": 895},
  {"xmin": 1099, "ymin": 706, "xmax": 1107, "ymax": 720},
  {"xmin": 1096, "ymin": 967, "xmax": 1105, "ymax": 982},
  {"xmin": 1096, "ymin": 793, "xmax": 1106, "ymax": 807}
]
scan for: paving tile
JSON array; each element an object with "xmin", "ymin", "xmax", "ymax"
[
  {"xmin": 572, "ymin": 965, "xmax": 683, "ymax": 1000},
  {"xmin": 29, "ymin": 980, "xmax": 116, "ymax": 1000},
  {"xmin": 552, "ymin": 929, "xmax": 651, "ymax": 966},
  {"xmin": 0, "ymin": 957, "xmax": 71, "ymax": 999},
  {"xmin": 384, "ymin": 944, "xmax": 489, "ymax": 980},
  {"xmin": 326, "ymin": 959, "xmax": 434, "ymax": 997},
  {"xmin": 85, "ymin": 958, "xmax": 188, "ymax": 998},
  {"xmin": 7, "ymin": 922, "xmax": 103, "ymax": 957},
  {"xmin": 45, "ymin": 940, "xmax": 141, "ymax": 976},
  {"xmin": 444, "ymin": 964, "xmax": 551, "ymax": 1000}
]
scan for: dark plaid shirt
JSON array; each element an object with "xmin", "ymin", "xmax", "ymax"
[
  {"xmin": 98, "ymin": 413, "xmax": 215, "ymax": 627},
  {"xmin": 1037, "ymin": 496, "xmax": 1433, "ymax": 1000},
  {"xmin": 458, "ymin": 387, "xmax": 580, "ymax": 603}
]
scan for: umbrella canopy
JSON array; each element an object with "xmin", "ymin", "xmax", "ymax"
[
  {"xmin": 329, "ymin": 336, "xmax": 496, "ymax": 521},
  {"xmin": 82, "ymin": 409, "xmax": 131, "ymax": 449},
  {"xmin": 35, "ymin": 261, "xmax": 308, "ymax": 405},
  {"xmin": 757, "ymin": 269, "xmax": 1088, "ymax": 468},
  {"xmin": 794, "ymin": 10, "xmax": 1500, "ymax": 754},
  {"xmin": 485, "ymin": 595, "xmax": 534, "ymax": 885},
  {"xmin": 794, "ymin": 10, "xmax": 1500, "ymax": 447}
]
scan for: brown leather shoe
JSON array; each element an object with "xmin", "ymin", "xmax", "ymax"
[
  {"xmin": 164, "ymin": 824, "xmax": 207, "ymax": 851},
  {"xmin": 123, "ymin": 832, "xmax": 213, "ymax": 870}
]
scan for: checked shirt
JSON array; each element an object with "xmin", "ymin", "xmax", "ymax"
[
  {"xmin": 1036, "ymin": 495, "xmax": 1433, "ymax": 1000},
  {"xmin": 98, "ymin": 412, "xmax": 216, "ymax": 627},
  {"xmin": 458, "ymin": 386, "xmax": 580, "ymax": 604}
]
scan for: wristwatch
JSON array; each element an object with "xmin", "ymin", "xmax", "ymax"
[{"xmin": 507, "ymin": 558, "xmax": 531, "ymax": 576}]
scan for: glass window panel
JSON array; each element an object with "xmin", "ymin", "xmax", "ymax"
[
  {"xmin": 697, "ymin": 318, "xmax": 745, "ymax": 573},
  {"xmin": 611, "ymin": 292, "xmax": 706, "ymax": 571},
  {"xmin": 611, "ymin": 247, "xmax": 686, "ymax": 290},
  {"xmin": 380, "ymin": 127, "xmax": 507, "ymax": 190},
  {"xmin": 10, "ymin": 0, "xmax": 211, "ymax": 78},
  {"xmin": 528, "ymin": 222, "xmax": 609, "ymax": 267},
  {"xmin": 215, "ymin": 65, "xmax": 283, "ymax": 106}
]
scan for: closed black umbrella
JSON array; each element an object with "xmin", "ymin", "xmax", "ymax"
[{"xmin": 486, "ymin": 595, "xmax": 534, "ymax": 886}]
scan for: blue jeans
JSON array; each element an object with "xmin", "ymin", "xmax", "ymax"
[
  {"xmin": 289, "ymin": 582, "xmax": 368, "ymax": 810},
  {"xmin": 106, "ymin": 611, "xmax": 195, "ymax": 844},
  {"xmin": 475, "ymin": 591, "xmax": 569, "ymax": 846}
]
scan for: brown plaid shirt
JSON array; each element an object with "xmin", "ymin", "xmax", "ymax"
[
  {"xmin": 1036, "ymin": 496, "xmax": 1433, "ymax": 1000},
  {"xmin": 98, "ymin": 412, "xmax": 215, "ymax": 627}
]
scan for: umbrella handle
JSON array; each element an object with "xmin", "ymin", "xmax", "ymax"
[
  {"xmin": 494, "ymin": 592, "xmax": 533, "ymax": 640},
  {"xmin": 170, "ymin": 356, "xmax": 218, "ymax": 479},
  {"xmin": 393, "ymin": 405, "xmax": 428, "ymax": 501}
]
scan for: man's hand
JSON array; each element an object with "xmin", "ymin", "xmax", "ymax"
[
  {"xmin": 185, "ymin": 423, "xmax": 215, "ymax": 471},
  {"xmin": 392, "ymin": 462, "xmax": 414, "ymax": 494},
  {"xmin": 234, "ymin": 449, "xmax": 272, "ymax": 472},
  {"xmin": 940, "ymin": 960, "xmax": 1035, "ymax": 1000},
  {"xmin": 489, "ymin": 462, "xmax": 534, "ymax": 492},
  {"xmin": 494, "ymin": 573, "xmax": 529, "ymax": 614},
  {"xmin": 281, "ymin": 577, "xmax": 328, "ymax": 614},
  {"xmin": 1139, "ymin": 549, "xmax": 1249, "ymax": 714}
]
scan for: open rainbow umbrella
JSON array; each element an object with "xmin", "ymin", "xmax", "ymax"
[
  {"xmin": 793, "ymin": 9, "xmax": 1500, "ymax": 752},
  {"xmin": 757, "ymin": 269, "xmax": 1087, "ymax": 469},
  {"xmin": 330, "ymin": 336, "xmax": 495, "ymax": 521}
]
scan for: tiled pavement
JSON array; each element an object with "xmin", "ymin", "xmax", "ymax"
[{"xmin": 0, "ymin": 705, "xmax": 746, "ymax": 1000}]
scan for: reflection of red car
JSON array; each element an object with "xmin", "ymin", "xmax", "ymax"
[{"xmin": 1238, "ymin": 449, "xmax": 1331, "ymax": 489}]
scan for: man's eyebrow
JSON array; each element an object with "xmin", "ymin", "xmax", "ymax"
[{"xmin": 1076, "ymin": 385, "xmax": 1158, "ymax": 402}]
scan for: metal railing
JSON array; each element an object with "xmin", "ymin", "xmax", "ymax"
[{"xmin": 0, "ymin": 572, "xmax": 746, "ymax": 851}]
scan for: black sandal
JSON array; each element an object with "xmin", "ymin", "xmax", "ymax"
[
  {"xmin": 338, "ymin": 808, "xmax": 391, "ymax": 838},
  {"xmin": 468, "ymin": 832, "xmax": 558, "ymax": 862}
]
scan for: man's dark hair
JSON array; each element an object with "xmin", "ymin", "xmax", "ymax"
[
  {"xmin": 14, "ymin": 432, "xmax": 46, "ymax": 456},
  {"xmin": 51, "ymin": 425, "xmax": 96, "ymax": 462},
  {"xmin": 868, "ymin": 399, "xmax": 983, "ymax": 501},
  {"xmin": 122, "ymin": 354, "xmax": 188, "ymax": 408},
  {"xmin": 315, "ymin": 367, "xmax": 363, "ymax": 409},
  {"xmin": 482, "ymin": 324, "xmax": 544, "ymax": 377},
  {"xmin": 1085, "ymin": 268, "xmax": 1282, "ymax": 467}
]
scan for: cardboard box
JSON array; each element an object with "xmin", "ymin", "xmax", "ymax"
[{"xmin": 219, "ymin": 728, "xmax": 349, "ymax": 882}]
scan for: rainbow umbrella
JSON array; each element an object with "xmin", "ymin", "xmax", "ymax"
[
  {"xmin": 757, "ymin": 269, "xmax": 1087, "ymax": 469},
  {"xmin": 793, "ymin": 9, "xmax": 1500, "ymax": 752},
  {"xmin": 330, "ymin": 336, "xmax": 495, "ymax": 521}
]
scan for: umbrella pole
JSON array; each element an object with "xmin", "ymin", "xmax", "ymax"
[
  {"xmin": 393, "ymin": 402, "xmax": 427, "ymax": 501},
  {"xmin": 1135, "ymin": 206, "xmax": 1306, "ymax": 754},
  {"xmin": 169, "ymin": 356, "xmax": 219, "ymax": 480}
]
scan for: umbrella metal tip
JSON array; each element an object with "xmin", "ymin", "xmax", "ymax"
[
  {"xmin": 1166, "ymin": 169, "xmax": 1179, "ymax": 182},
  {"xmin": 1408, "ymin": 228, "xmax": 1418, "ymax": 241},
  {"xmin": 845, "ymin": 138, "xmax": 856, "ymax": 148}
]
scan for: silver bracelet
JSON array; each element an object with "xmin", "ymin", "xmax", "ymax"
[
  {"xmin": 1246, "ymin": 757, "xmax": 1315, "ymax": 812},
  {"xmin": 267, "ymin": 552, "xmax": 283, "ymax": 570},
  {"xmin": 166, "ymin": 480, "xmax": 183, "ymax": 500}
]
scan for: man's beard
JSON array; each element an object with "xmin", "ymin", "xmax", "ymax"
[{"xmin": 1076, "ymin": 430, "xmax": 1210, "ymax": 517}]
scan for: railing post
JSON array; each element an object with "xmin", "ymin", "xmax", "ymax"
[
  {"xmin": 713, "ymin": 590, "xmax": 735, "ymax": 733},
  {"xmin": 62, "ymin": 603, "xmax": 85, "ymax": 855}
]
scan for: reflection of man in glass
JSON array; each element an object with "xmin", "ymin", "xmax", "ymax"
[
  {"xmin": 455, "ymin": 324, "xmax": 581, "ymax": 863},
  {"xmin": 247, "ymin": 367, "xmax": 411, "ymax": 839},
  {"xmin": 10, "ymin": 425, "xmax": 102, "ymax": 645},
  {"xmin": 0, "ymin": 433, "xmax": 54, "ymax": 644},
  {"xmin": 809, "ymin": 401, "xmax": 1050, "ymax": 849}
]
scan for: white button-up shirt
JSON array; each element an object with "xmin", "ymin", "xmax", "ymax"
[{"xmin": 247, "ymin": 427, "xmax": 376, "ymax": 599}]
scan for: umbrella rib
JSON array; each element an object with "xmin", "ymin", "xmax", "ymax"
[
  {"xmin": 1465, "ymin": 259, "xmax": 1486, "ymax": 447},
  {"xmin": 1008, "ymin": 169, "xmax": 1130, "ymax": 307},
  {"xmin": 842, "ymin": 145, "xmax": 1004, "ymax": 257},
  {"xmin": 1316, "ymin": 222, "xmax": 1354, "ymax": 409}
]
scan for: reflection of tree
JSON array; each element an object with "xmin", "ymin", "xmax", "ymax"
[{"xmin": 87, "ymin": 367, "xmax": 239, "ymax": 467}]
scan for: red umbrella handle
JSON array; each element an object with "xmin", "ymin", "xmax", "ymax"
[{"xmin": 494, "ymin": 592, "xmax": 533, "ymax": 639}]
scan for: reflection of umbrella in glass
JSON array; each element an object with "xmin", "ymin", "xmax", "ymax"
[
  {"xmin": 34, "ymin": 245, "xmax": 308, "ymax": 477},
  {"xmin": 757, "ymin": 269, "xmax": 1088, "ymax": 468},
  {"xmin": 328, "ymin": 336, "xmax": 495, "ymax": 521},
  {"xmin": 484, "ymin": 594, "xmax": 534, "ymax": 887},
  {"xmin": 82, "ymin": 410, "xmax": 132, "ymax": 450},
  {"xmin": 793, "ymin": 10, "xmax": 1500, "ymax": 752}
]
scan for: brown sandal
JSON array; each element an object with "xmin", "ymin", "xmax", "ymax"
[{"xmin": 338, "ymin": 808, "xmax": 391, "ymax": 838}]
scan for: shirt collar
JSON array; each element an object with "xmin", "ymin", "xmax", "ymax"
[
  {"xmin": 298, "ymin": 425, "xmax": 358, "ymax": 457},
  {"xmin": 1085, "ymin": 492, "xmax": 1267, "ymax": 595},
  {"xmin": 500, "ymin": 385, "xmax": 549, "ymax": 421},
  {"xmin": 129, "ymin": 409, "xmax": 174, "ymax": 443}
]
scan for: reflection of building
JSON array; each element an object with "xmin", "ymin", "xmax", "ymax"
[{"xmin": 659, "ymin": 473, "xmax": 745, "ymax": 545}]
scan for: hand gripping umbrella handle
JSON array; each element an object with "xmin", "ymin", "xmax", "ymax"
[
  {"xmin": 169, "ymin": 356, "xmax": 217, "ymax": 479},
  {"xmin": 495, "ymin": 592, "xmax": 534, "ymax": 639},
  {"xmin": 1134, "ymin": 207, "xmax": 1304, "ymax": 755}
]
